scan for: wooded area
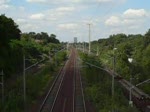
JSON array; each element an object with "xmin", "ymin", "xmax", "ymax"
[
  {"xmin": 0, "ymin": 14, "xmax": 61, "ymax": 77},
  {"xmin": 91, "ymin": 31, "xmax": 150, "ymax": 94},
  {"xmin": 0, "ymin": 15, "xmax": 67, "ymax": 111}
]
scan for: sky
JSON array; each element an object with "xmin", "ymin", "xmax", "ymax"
[{"xmin": 0, "ymin": 0, "xmax": 150, "ymax": 42}]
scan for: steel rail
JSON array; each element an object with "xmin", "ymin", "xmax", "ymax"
[
  {"xmin": 77, "ymin": 57, "xmax": 87, "ymax": 112},
  {"xmin": 73, "ymin": 52, "xmax": 76, "ymax": 112},
  {"xmin": 39, "ymin": 60, "xmax": 68, "ymax": 112},
  {"xmin": 50, "ymin": 51, "xmax": 73, "ymax": 112},
  {"xmin": 74, "ymin": 50, "xmax": 87, "ymax": 112},
  {"xmin": 50, "ymin": 70, "xmax": 66, "ymax": 112}
]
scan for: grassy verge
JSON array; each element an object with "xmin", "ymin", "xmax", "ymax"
[
  {"xmin": 0, "ymin": 62, "xmax": 55, "ymax": 112},
  {"xmin": 79, "ymin": 52, "xmax": 139, "ymax": 112},
  {"xmin": 0, "ymin": 51, "xmax": 67, "ymax": 112}
]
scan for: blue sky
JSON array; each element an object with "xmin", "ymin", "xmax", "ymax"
[{"xmin": 0, "ymin": 0, "xmax": 150, "ymax": 42}]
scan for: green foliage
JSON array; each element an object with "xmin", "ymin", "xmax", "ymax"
[
  {"xmin": 80, "ymin": 53, "xmax": 140, "ymax": 112},
  {"xmin": 80, "ymin": 53, "xmax": 102, "ymax": 67},
  {"xmin": 0, "ymin": 14, "xmax": 21, "ymax": 45},
  {"xmin": 55, "ymin": 51, "xmax": 67, "ymax": 65},
  {"xmin": 0, "ymin": 14, "xmax": 21, "ymax": 75},
  {"xmin": 0, "ymin": 15, "xmax": 65, "ymax": 111},
  {"xmin": 21, "ymin": 32, "xmax": 60, "ymax": 45},
  {"xmin": 0, "ymin": 14, "xmax": 62, "ymax": 76},
  {"xmin": 0, "ymin": 63, "xmax": 53, "ymax": 112},
  {"xmin": 142, "ymin": 45, "xmax": 150, "ymax": 72},
  {"xmin": 94, "ymin": 29, "xmax": 150, "ymax": 94},
  {"xmin": 144, "ymin": 29, "xmax": 150, "ymax": 47}
]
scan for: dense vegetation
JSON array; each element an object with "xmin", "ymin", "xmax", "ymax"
[
  {"xmin": 0, "ymin": 14, "xmax": 61, "ymax": 76},
  {"xmin": 77, "ymin": 28, "xmax": 150, "ymax": 112},
  {"xmin": 80, "ymin": 52, "xmax": 139, "ymax": 112},
  {"xmin": 0, "ymin": 15, "xmax": 67, "ymax": 111},
  {"xmin": 90, "ymin": 31, "xmax": 150, "ymax": 94},
  {"xmin": 0, "ymin": 14, "xmax": 21, "ymax": 76}
]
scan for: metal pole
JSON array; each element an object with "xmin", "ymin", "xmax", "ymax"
[
  {"xmin": 129, "ymin": 78, "xmax": 133, "ymax": 107},
  {"xmin": 23, "ymin": 55, "xmax": 26, "ymax": 111},
  {"xmin": 55, "ymin": 49, "xmax": 56, "ymax": 66},
  {"xmin": 129, "ymin": 79, "xmax": 150, "ymax": 107},
  {"xmin": 49, "ymin": 50, "xmax": 51, "ymax": 62},
  {"xmin": 1, "ymin": 70, "xmax": 4, "ymax": 105},
  {"xmin": 84, "ymin": 42, "xmax": 85, "ymax": 52},
  {"xmin": 88, "ymin": 24, "xmax": 91, "ymax": 54},
  {"xmin": 83, "ymin": 42, "xmax": 84, "ymax": 52},
  {"xmin": 136, "ymin": 79, "xmax": 150, "ymax": 87},
  {"xmin": 96, "ymin": 46, "xmax": 99, "ymax": 56},
  {"xmin": 112, "ymin": 48, "xmax": 116, "ymax": 112},
  {"xmin": 112, "ymin": 50, "xmax": 115, "ymax": 98},
  {"xmin": 111, "ymin": 57, "xmax": 115, "ymax": 112}
]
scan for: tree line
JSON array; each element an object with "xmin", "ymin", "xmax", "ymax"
[
  {"xmin": 91, "ymin": 30, "xmax": 150, "ymax": 94},
  {"xmin": 0, "ymin": 14, "xmax": 61, "ymax": 77}
]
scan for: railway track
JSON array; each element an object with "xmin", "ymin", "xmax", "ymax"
[
  {"xmin": 39, "ymin": 48, "xmax": 87, "ymax": 112},
  {"xmin": 74, "ymin": 50, "xmax": 86, "ymax": 112},
  {"xmin": 39, "ymin": 57, "xmax": 68, "ymax": 112}
]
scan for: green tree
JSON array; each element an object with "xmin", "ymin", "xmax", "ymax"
[
  {"xmin": 48, "ymin": 34, "xmax": 60, "ymax": 44},
  {"xmin": 0, "ymin": 14, "xmax": 21, "ymax": 45},
  {"xmin": 0, "ymin": 14, "xmax": 21, "ymax": 74},
  {"xmin": 144, "ymin": 29, "xmax": 150, "ymax": 47}
]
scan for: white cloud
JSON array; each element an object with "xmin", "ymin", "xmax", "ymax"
[
  {"xmin": 0, "ymin": 4, "xmax": 10, "ymax": 10},
  {"xmin": 30, "ymin": 13, "xmax": 45, "ymax": 20},
  {"xmin": 97, "ymin": 0, "xmax": 113, "ymax": 3},
  {"xmin": 39, "ymin": 6, "xmax": 76, "ymax": 22},
  {"xmin": 0, "ymin": 0, "xmax": 11, "ymax": 10},
  {"xmin": 56, "ymin": 7, "xmax": 75, "ymax": 12},
  {"xmin": 105, "ymin": 8, "xmax": 149, "ymax": 27},
  {"xmin": 26, "ymin": 0, "xmax": 126, "ymax": 6},
  {"xmin": 105, "ymin": 16, "xmax": 122, "ymax": 26},
  {"xmin": 26, "ymin": 0, "xmax": 83, "ymax": 4},
  {"xmin": 19, "ymin": 6, "xmax": 25, "ymax": 11},
  {"xmin": 22, "ymin": 24, "xmax": 39, "ymax": 31},
  {"xmin": 2, "ymin": 0, "xmax": 148, "ymax": 42},
  {"xmin": 96, "ymin": 0, "xmax": 126, "ymax": 4},
  {"xmin": 58, "ymin": 23, "xmax": 78, "ymax": 29},
  {"xmin": 26, "ymin": 0, "xmax": 47, "ymax": 3},
  {"xmin": 0, "ymin": 0, "xmax": 10, "ymax": 4},
  {"xmin": 16, "ymin": 19, "xmax": 26, "ymax": 23},
  {"xmin": 104, "ymin": 8, "xmax": 149, "ymax": 36},
  {"xmin": 123, "ymin": 9, "xmax": 147, "ymax": 18}
]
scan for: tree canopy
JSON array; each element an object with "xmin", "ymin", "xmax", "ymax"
[
  {"xmin": 0, "ymin": 14, "xmax": 21, "ymax": 73},
  {"xmin": 92, "ymin": 29, "xmax": 150, "ymax": 94},
  {"xmin": 0, "ymin": 14, "xmax": 21, "ymax": 46},
  {"xmin": 0, "ymin": 15, "xmax": 61, "ymax": 76}
]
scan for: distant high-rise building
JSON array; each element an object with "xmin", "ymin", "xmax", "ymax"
[{"xmin": 74, "ymin": 37, "xmax": 77, "ymax": 44}]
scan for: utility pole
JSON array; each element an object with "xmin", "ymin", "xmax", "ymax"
[
  {"xmin": 112, "ymin": 47, "xmax": 117, "ymax": 112},
  {"xmin": 67, "ymin": 42, "xmax": 69, "ymax": 52},
  {"xmin": 0, "ymin": 70, "xmax": 4, "ymax": 106},
  {"xmin": 83, "ymin": 42, "xmax": 84, "ymax": 52},
  {"xmin": 23, "ymin": 55, "xmax": 26, "ymax": 112},
  {"xmin": 112, "ymin": 47, "xmax": 117, "ymax": 97},
  {"xmin": 87, "ymin": 23, "xmax": 91, "ymax": 54},
  {"xmin": 129, "ymin": 79, "xmax": 150, "ymax": 107},
  {"xmin": 23, "ymin": 53, "xmax": 44, "ymax": 112},
  {"xmin": 128, "ymin": 58, "xmax": 133, "ymax": 107},
  {"xmin": 96, "ymin": 46, "xmax": 99, "ymax": 56},
  {"xmin": 112, "ymin": 57, "xmax": 115, "ymax": 97}
]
